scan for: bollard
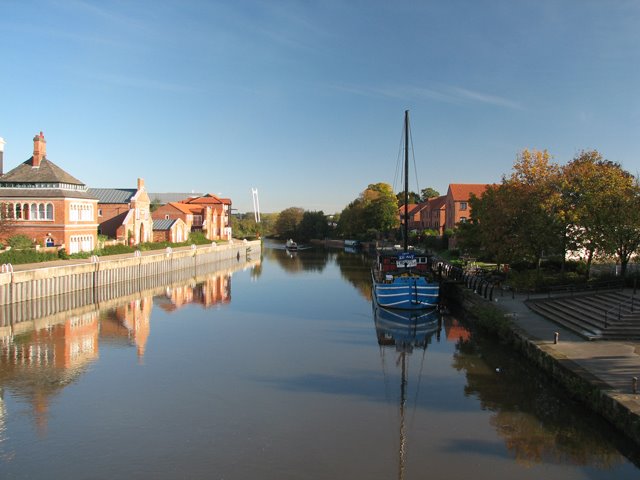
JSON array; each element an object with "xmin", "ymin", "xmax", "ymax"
[
  {"xmin": 633, "ymin": 377, "xmax": 638, "ymax": 394},
  {"xmin": 554, "ymin": 332, "xmax": 559, "ymax": 344}
]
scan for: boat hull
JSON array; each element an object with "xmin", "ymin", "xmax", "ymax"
[
  {"xmin": 372, "ymin": 273, "xmax": 439, "ymax": 310},
  {"xmin": 373, "ymin": 304, "xmax": 439, "ymax": 347}
]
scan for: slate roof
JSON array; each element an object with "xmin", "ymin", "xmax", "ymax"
[
  {"xmin": 148, "ymin": 192, "xmax": 203, "ymax": 204},
  {"xmin": 0, "ymin": 156, "xmax": 96, "ymax": 199},
  {"xmin": 153, "ymin": 218, "xmax": 177, "ymax": 231},
  {"xmin": 89, "ymin": 188, "xmax": 137, "ymax": 204},
  {"xmin": 0, "ymin": 157, "xmax": 85, "ymax": 185}
]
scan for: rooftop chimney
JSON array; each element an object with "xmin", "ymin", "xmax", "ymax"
[
  {"xmin": 0, "ymin": 137, "xmax": 5, "ymax": 176},
  {"xmin": 137, "ymin": 177, "xmax": 145, "ymax": 191},
  {"xmin": 32, "ymin": 131, "xmax": 46, "ymax": 168}
]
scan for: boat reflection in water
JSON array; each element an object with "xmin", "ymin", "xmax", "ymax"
[{"xmin": 373, "ymin": 304, "xmax": 440, "ymax": 480}]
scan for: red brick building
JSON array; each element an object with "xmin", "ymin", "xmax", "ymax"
[
  {"xmin": 0, "ymin": 132, "xmax": 98, "ymax": 253},
  {"xmin": 90, "ymin": 178, "xmax": 153, "ymax": 245},
  {"xmin": 444, "ymin": 184, "xmax": 488, "ymax": 231},
  {"xmin": 152, "ymin": 193, "xmax": 232, "ymax": 241}
]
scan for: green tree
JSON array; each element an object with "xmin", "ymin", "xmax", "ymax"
[
  {"xmin": 420, "ymin": 187, "xmax": 440, "ymax": 201},
  {"xmin": 297, "ymin": 211, "xmax": 329, "ymax": 242},
  {"xmin": 396, "ymin": 191, "xmax": 420, "ymax": 206},
  {"xmin": 466, "ymin": 149, "xmax": 563, "ymax": 268},
  {"xmin": 338, "ymin": 183, "xmax": 399, "ymax": 240},
  {"xmin": 274, "ymin": 207, "xmax": 304, "ymax": 239},
  {"xmin": 150, "ymin": 198, "xmax": 162, "ymax": 213},
  {"xmin": 598, "ymin": 178, "xmax": 640, "ymax": 277},
  {"xmin": 559, "ymin": 151, "xmax": 640, "ymax": 277}
]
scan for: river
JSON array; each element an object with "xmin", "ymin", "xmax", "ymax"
[{"xmin": 0, "ymin": 241, "xmax": 638, "ymax": 479}]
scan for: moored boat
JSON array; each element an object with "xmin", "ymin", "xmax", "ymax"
[
  {"xmin": 285, "ymin": 239, "xmax": 298, "ymax": 251},
  {"xmin": 371, "ymin": 110, "xmax": 439, "ymax": 310}
]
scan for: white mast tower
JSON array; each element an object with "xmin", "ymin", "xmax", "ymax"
[{"xmin": 251, "ymin": 188, "xmax": 261, "ymax": 223}]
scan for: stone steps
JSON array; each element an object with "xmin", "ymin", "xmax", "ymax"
[{"xmin": 525, "ymin": 291, "xmax": 640, "ymax": 340}]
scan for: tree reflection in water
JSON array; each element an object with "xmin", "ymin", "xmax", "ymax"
[{"xmin": 452, "ymin": 326, "xmax": 639, "ymax": 468}]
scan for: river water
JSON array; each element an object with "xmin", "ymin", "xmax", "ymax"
[{"xmin": 0, "ymin": 242, "xmax": 638, "ymax": 479}]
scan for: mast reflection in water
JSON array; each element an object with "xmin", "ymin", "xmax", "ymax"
[{"xmin": 373, "ymin": 305, "xmax": 440, "ymax": 480}]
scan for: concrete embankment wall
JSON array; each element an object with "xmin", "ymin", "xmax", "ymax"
[
  {"xmin": 444, "ymin": 283, "xmax": 640, "ymax": 447},
  {"xmin": 1, "ymin": 254, "xmax": 260, "ymax": 336},
  {"xmin": 0, "ymin": 240, "xmax": 261, "ymax": 307}
]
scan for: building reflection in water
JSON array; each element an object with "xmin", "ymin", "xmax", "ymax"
[
  {"xmin": 0, "ymin": 258, "xmax": 259, "ymax": 439},
  {"xmin": 0, "ymin": 311, "xmax": 99, "ymax": 437}
]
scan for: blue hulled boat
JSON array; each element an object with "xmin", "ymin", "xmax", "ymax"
[{"xmin": 372, "ymin": 110, "xmax": 440, "ymax": 310}]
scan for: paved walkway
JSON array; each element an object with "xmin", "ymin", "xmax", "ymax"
[{"xmin": 492, "ymin": 288, "xmax": 640, "ymax": 423}]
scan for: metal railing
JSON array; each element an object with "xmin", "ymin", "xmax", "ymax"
[{"xmin": 604, "ymin": 293, "xmax": 640, "ymax": 328}]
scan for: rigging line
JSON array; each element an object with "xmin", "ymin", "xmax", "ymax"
[
  {"xmin": 393, "ymin": 118, "xmax": 406, "ymax": 196},
  {"xmin": 411, "ymin": 340, "xmax": 429, "ymax": 426},
  {"xmin": 408, "ymin": 120, "xmax": 421, "ymax": 200},
  {"xmin": 379, "ymin": 341, "xmax": 394, "ymax": 417}
]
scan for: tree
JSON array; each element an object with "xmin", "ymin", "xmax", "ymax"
[
  {"xmin": 598, "ymin": 178, "xmax": 640, "ymax": 277},
  {"xmin": 150, "ymin": 198, "xmax": 162, "ymax": 213},
  {"xmin": 465, "ymin": 149, "xmax": 564, "ymax": 267},
  {"xmin": 337, "ymin": 199, "xmax": 366, "ymax": 239},
  {"xmin": 420, "ymin": 187, "xmax": 440, "ymax": 201},
  {"xmin": 297, "ymin": 211, "xmax": 329, "ymax": 242},
  {"xmin": 396, "ymin": 191, "xmax": 420, "ymax": 206},
  {"xmin": 559, "ymin": 151, "xmax": 640, "ymax": 277},
  {"xmin": 338, "ymin": 183, "xmax": 399, "ymax": 240},
  {"xmin": 274, "ymin": 207, "xmax": 304, "ymax": 239},
  {"xmin": 560, "ymin": 151, "xmax": 609, "ymax": 277}
]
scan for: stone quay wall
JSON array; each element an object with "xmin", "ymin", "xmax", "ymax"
[{"xmin": 0, "ymin": 240, "xmax": 261, "ymax": 307}]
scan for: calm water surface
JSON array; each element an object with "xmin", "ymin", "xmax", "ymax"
[{"xmin": 0, "ymin": 242, "xmax": 639, "ymax": 479}]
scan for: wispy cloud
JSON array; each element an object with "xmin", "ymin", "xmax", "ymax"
[
  {"xmin": 335, "ymin": 83, "xmax": 523, "ymax": 110},
  {"xmin": 446, "ymin": 86, "xmax": 522, "ymax": 109},
  {"xmin": 83, "ymin": 72, "xmax": 198, "ymax": 93},
  {"xmin": 52, "ymin": 0, "xmax": 149, "ymax": 33}
]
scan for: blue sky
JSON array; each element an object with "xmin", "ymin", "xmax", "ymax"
[{"xmin": 1, "ymin": 0, "xmax": 639, "ymax": 214}]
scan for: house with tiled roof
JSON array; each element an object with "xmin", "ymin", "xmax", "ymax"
[
  {"xmin": 152, "ymin": 193, "xmax": 232, "ymax": 241},
  {"xmin": 89, "ymin": 178, "xmax": 152, "ymax": 245},
  {"xmin": 0, "ymin": 132, "xmax": 98, "ymax": 253},
  {"xmin": 151, "ymin": 201, "xmax": 198, "ymax": 232},
  {"xmin": 181, "ymin": 193, "xmax": 232, "ymax": 240},
  {"xmin": 445, "ymin": 183, "xmax": 488, "ymax": 231}
]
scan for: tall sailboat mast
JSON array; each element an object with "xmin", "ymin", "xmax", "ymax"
[{"xmin": 403, "ymin": 110, "xmax": 409, "ymax": 252}]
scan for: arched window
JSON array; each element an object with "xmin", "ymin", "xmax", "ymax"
[
  {"xmin": 22, "ymin": 203, "xmax": 29, "ymax": 219},
  {"xmin": 38, "ymin": 203, "xmax": 45, "ymax": 220},
  {"xmin": 46, "ymin": 203, "xmax": 54, "ymax": 220},
  {"xmin": 15, "ymin": 203, "xmax": 22, "ymax": 219},
  {"xmin": 30, "ymin": 203, "xmax": 37, "ymax": 219}
]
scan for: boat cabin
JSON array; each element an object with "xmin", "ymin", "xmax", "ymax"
[{"xmin": 376, "ymin": 248, "xmax": 431, "ymax": 275}]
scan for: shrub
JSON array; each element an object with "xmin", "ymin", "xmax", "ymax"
[
  {"xmin": 188, "ymin": 232, "xmax": 210, "ymax": 245},
  {"xmin": 101, "ymin": 244, "xmax": 135, "ymax": 255},
  {"xmin": 8, "ymin": 234, "xmax": 33, "ymax": 249},
  {"xmin": 0, "ymin": 249, "xmax": 58, "ymax": 265}
]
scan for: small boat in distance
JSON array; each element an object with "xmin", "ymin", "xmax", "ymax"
[
  {"xmin": 285, "ymin": 239, "xmax": 298, "ymax": 251},
  {"xmin": 371, "ymin": 110, "xmax": 439, "ymax": 310}
]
